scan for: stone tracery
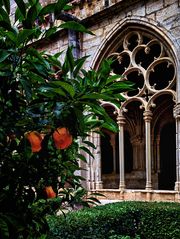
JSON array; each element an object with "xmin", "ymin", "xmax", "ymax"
[{"xmin": 109, "ymin": 31, "xmax": 176, "ymax": 111}]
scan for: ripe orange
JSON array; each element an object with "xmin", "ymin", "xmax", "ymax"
[
  {"xmin": 45, "ymin": 186, "xmax": 56, "ymax": 198},
  {"xmin": 52, "ymin": 127, "xmax": 72, "ymax": 149},
  {"xmin": 25, "ymin": 131, "xmax": 43, "ymax": 153}
]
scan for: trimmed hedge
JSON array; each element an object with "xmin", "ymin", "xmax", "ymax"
[{"xmin": 47, "ymin": 201, "xmax": 180, "ymax": 239}]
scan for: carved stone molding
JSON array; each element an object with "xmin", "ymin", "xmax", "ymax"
[{"xmin": 143, "ymin": 110, "xmax": 152, "ymax": 122}]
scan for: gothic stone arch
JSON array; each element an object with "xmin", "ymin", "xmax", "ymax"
[{"xmin": 88, "ymin": 19, "xmax": 180, "ymax": 199}]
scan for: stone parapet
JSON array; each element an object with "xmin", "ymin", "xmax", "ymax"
[{"xmin": 93, "ymin": 189, "xmax": 180, "ymax": 202}]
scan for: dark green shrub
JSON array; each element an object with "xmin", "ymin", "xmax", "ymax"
[{"xmin": 47, "ymin": 201, "xmax": 180, "ymax": 239}]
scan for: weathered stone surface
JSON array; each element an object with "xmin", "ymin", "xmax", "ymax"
[{"xmin": 146, "ymin": 0, "xmax": 164, "ymax": 14}]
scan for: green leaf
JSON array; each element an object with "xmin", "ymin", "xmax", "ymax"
[
  {"xmin": 28, "ymin": 0, "xmax": 37, "ymax": 6},
  {"xmin": 17, "ymin": 29, "xmax": 35, "ymax": 45},
  {"xmin": 54, "ymin": 0, "xmax": 69, "ymax": 17},
  {"xmin": 0, "ymin": 20, "xmax": 12, "ymax": 31},
  {"xmin": 73, "ymin": 56, "xmax": 89, "ymax": 78},
  {"xmin": 50, "ymin": 81, "xmax": 75, "ymax": 98},
  {"xmin": 39, "ymin": 3, "xmax": 56, "ymax": 16},
  {"xmin": 26, "ymin": 2, "xmax": 40, "ymax": 26},
  {"xmin": 15, "ymin": 7, "xmax": 24, "ymax": 22},
  {"xmin": 101, "ymin": 121, "xmax": 118, "ymax": 133},
  {"xmin": 82, "ymin": 140, "xmax": 96, "ymax": 149},
  {"xmin": 0, "ymin": 50, "xmax": 11, "ymax": 62},
  {"xmin": 60, "ymin": 21, "xmax": 94, "ymax": 35},
  {"xmin": 0, "ymin": 217, "xmax": 9, "ymax": 239},
  {"xmin": 28, "ymin": 72, "xmax": 45, "ymax": 83},
  {"xmin": 87, "ymin": 197, "xmax": 101, "ymax": 204},
  {"xmin": 63, "ymin": 4, "xmax": 73, "ymax": 11},
  {"xmin": 20, "ymin": 77, "xmax": 32, "ymax": 101},
  {"xmin": 2, "ymin": 0, "xmax": 10, "ymax": 14},
  {"xmin": 80, "ymin": 93, "xmax": 118, "ymax": 102},
  {"xmin": 0, "ymin": 7, "xmax": 10, "ymax": 24},
  {"xmin": 39, "ymin": 86, "xmax": 66, "ymax": 97},
  {"xmin": 99, "ymin": 59, "xmax": 112, "ymax": 77},
  {"xmin": 80, "ymin": 146, "xmax": 94, "ymax": 158},
  {"xmin": 102, "ymin": 81, "xmax": 134, "ymax": 93},
  {"xmin": 5, "ymin": 31, "xmax": 17, "ymax": 43},
  {"xmin": 77, "ymin": 153, "xmax": 87, "ymax": 162},
  {"xmin": 66, "ymin": 46, "xmax": 74, "ymax": 73},
  {"xmin": 85, "ymin": 102, "xmax": 106, "ymax": 116},
  {"xmin": 44, "ymin": 26, "xmax": 57, "ymax": 38},
  {"xmin": 14, "ymin": 0, "xmax": 26, "ymax": 18},
  {"xmin": 0, "ymin": 70, "xmax": 12, "ymax": 76},
  {"xmin": 74, "ymin": 108, "xmax": 85, "ymax": 134},
  {"xmin": 106, "ymin": 74, "xmax": 123, "ymax": 84},
  {"xmin": 90, "ymin": 192, "xmax": 105, "ymax": 197}
]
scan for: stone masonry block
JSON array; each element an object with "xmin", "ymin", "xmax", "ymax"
[
  {"xmin": 156, "ymin": 3, "xmax": 179, "ymax": 26},
  {"xmin": 132, "ymin": 2, "xmax": 146, "ymax": 16},
  {"xmin": 164, "ymin": 0, "xmax": 178, "ymax": 7},
  {"xmin": 146, "ymin": 0, "xmax": 164, "ymax": 15}
]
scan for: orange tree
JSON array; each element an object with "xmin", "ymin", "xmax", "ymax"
[{"xmin": 0, "ymin": 0, "xmax": 132, "ymax": 238}]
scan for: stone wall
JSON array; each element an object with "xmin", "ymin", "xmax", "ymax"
[
  {"xmin": 9, "ymin": 0, "xmax": 180, "ymax": 67},
  {"xmin": 76, "ymin": 0, "xmax": 180, "ymax": 69}
]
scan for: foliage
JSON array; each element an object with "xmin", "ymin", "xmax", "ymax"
[
  {"xmin": 47, "ymin": 201, "xmax": 180, "ymax": 239},
  {"xmin": 0, "ymin": 0, "xmax": 133, "ymax": 238}
]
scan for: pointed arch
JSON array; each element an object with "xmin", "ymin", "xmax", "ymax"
[{"xmin": 90, "ymin": 17, "xmax": 179, "ymax": 191}]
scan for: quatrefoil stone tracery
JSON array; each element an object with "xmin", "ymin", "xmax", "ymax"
[{"xmin": 109, "ymin": 31, "xmax": 176, "ymax": 111}]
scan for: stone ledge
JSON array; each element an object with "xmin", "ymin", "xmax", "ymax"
[{"xmin": 92, "ymin": 189, "xmax": 180, "ymax": 202}]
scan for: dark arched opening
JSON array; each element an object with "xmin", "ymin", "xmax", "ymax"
[
  {"xmin": 124, "ymin": 131, "xmax": 133, "ymax": 173},
  {"xmin": 101, "ymin": 132, "xmax": 113, "ymax": 174},
  {"xmin": 159, "ymin": 123, "xmax": 176, "ymax": 190}
]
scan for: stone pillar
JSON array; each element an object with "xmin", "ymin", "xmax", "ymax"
[
  {"xmin": 93, "ymin": 132, "xmax": 103, "ymax": 189},
  {"xmin": 143, "ymin": 110, "xmax": 152, "ymax": 190},
  {"xmin": 173, "ymin": 104, "xmax": 180, "ymax": 191},
  {"xmin": 68, "ymin": 30, "xmax": 80, "ymax": 59},
  {"xmin": 117, "ymin": 114, "xmax": 126, "ymax": 190}
]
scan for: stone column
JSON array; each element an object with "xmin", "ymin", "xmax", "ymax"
[
  {"xmin": 173, "ymin": 104, "xmax": 180, "ymax": 191},
  {"xmin": 143, "ymin": 110, "xmax": 152, "ymax": 190},
  {"xmin": 93, "ymin": 132, "xmax": 103, "ymax": 189},
  {"xmin": 117, "ymin": 114, "xmax": 126, "ymax": 190}
]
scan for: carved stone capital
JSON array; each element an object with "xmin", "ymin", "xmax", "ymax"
[
  {"xmin": 143, "ymin": 110, "xmax": 152, "ymax": 122},
  {"xmin": 117, "ymin": 114, "xmax": 126, "ymax": 126}
]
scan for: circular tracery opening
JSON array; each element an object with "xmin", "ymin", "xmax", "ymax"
[
  {"xmin": 111, "ymin": 53, "xmax": 130, "ymax": 75},
  {"xmin": 148, "ymin": 61, "xmax": 175, "ymax": 90},
  {"xmin": 135, "ymin": 42, "xmax": 162, "ymax": 69},
  {"xmin": 125, "ymin": 70, "xmax": 144, "ymax": 97}
]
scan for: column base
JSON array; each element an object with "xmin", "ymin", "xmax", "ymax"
[
  {"xmin": 119, "ymin": 183, "xmax": 126, "ymax": 191},
  {"xmin": 145, "ymin": 182, "xmax": 152, "ymax": 190},
  {"xmin": 96, "ymin": 181, "xmax": 103, "ymax": 189},
  {"xmin": 175, "ymin": 181, "xmax": 180, "ymax": 191}
]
